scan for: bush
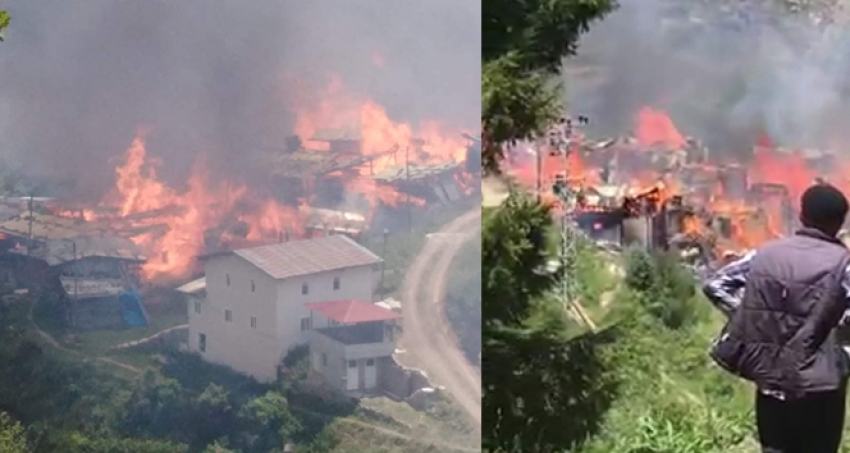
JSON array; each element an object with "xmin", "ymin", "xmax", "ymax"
[
  {"xmin": 623, "ymin": 249, "xmax": 701, "ymax": 330},
  {"xmin": 0, "ymin": 412, "xmax": 28, "ymax": 453}
]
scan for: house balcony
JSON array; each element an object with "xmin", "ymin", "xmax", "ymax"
[{"xmin": 308, "ymin": 321, "xmax": 396, "ymax": 360}]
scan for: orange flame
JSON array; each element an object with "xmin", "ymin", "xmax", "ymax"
[
  {"xmin": 635, "ymin": 107, "xmax": 686, "ymax": 149},
  {"xmin": 98, "ymin": 136, "xmax": 305, "ymax": 282}
]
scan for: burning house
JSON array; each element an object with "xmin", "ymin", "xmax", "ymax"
[
  {"xmin": 512, "ymin": 107, "xmax": 830, "ymax": 270},
  {"xmin": 373, "ymin": 161, "xmax": 467, "ymax": 205}
]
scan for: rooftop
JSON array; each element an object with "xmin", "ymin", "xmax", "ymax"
[
  {"xmin": 0, "ymin": 213, "xmax": 105, "ymax": 240},
  {"xmin": 306, "ymin": 299, "xmax": 401, "ymax": 324},
  {"xmin": 16, "ymin": 236, "xmax": 146, "ymax": 266},
  {"xmin": 207, "ymin": 235, "xmax": 381, "ymax": 280},
  {"xmin": 176, "ymin": 277, "xmax": 206, "ymax": 295}
]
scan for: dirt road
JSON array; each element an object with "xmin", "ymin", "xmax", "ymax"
[{"xmin": 401, "ymin": 208, "xmax": 482, "ymax": 426}]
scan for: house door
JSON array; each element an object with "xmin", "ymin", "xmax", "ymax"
[
  {"xmin": 346, "ymin": 360, "xmax": 359, "ymax": 390},
  {"xmin": 364, "ymin": 358, "xmax": 377, "ymax": 389}
]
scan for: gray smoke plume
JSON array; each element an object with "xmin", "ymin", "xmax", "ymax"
[
  {"xmin": 0, "ymin": 1, "xmax": 481, "ymax": 200},
  {"xmin": 565, "ymin": 0, "xmax": 850, "ymax": 154}
]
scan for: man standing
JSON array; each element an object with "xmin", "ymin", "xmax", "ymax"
[{"xmin": 703, "ymin": 184, "xmax": 850, "ymax": 453}]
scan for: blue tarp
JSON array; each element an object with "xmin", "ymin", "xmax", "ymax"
[{"xmin": 120, "ymin": 290, "xmax": 148, "ymax": 327}]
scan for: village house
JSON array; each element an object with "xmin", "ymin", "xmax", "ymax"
[{"xmin": 180, "ymin": 235, "xmax": 401, "ymax": 391}]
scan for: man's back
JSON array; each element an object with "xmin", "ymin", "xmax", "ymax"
[
  {"xmin": 703, "ymin": 184, "xmax": 850, "ymax": 453},
  {"xmin": 726, "ymin": 230, "xmax": 850, "ymax": 395}
]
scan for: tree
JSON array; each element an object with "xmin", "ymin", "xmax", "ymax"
[
  {"xmin": 0, "ymin": 412, "xmax": 28, "ymax": 453},
  {"xmin": 191, "ymin": 383, "xmax": 236, "ymax": 449},
  {"xmin": 482, "ymin": 1, "xmax": 619, "ymax": 451},
  {"xmin": 118, "ymin": 372, "xmax": 189, "ymax": 441},
  {"xmin": 482, "ymin": 194, "xmax": 619, "ymax": 452},
  {"xmin": 481, "ymin": 0, "xmax": 616, "ymax": 173},
  {"xmin": 236, "ymin": 391, "xmax": 301, "ymax": 453},
  {"xmin": 0, "ymin": 10, "xmax": 9, "ymax": 42}
]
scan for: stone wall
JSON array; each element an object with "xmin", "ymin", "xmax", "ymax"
[
  {"xmin": 377, "ymin": 355, "xmax": 433, "ymax": 400},
  {"xmin": 112, "ymin": 325, "xmax": 188, "ymax": 352}
]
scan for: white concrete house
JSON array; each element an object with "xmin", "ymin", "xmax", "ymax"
[
  {"xmin": 305, "ymin": 299, "xmax": 401, "ymax": 392},
  {"xmin": 180, "ymin": 235, "xmax": 382, "ymax": 382}
]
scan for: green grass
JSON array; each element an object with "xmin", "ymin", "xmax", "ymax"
[
  {"xmin": 71, "ymin": 307, "xmax": 187, "ymax": 356},
  {"xmin": 321, "ymin": 418, "xmax": 469, "ymax": 453},
  {"xmin": 30, "ymin": 284, "xmax": 189, "ymax": 357},
  {"xmin": 106, "ymin": 348, "xmax": 168, "ymax": 370},
  {"xmin": 360, "ymin": 396, "xmax": 479, "ymax": 449}
]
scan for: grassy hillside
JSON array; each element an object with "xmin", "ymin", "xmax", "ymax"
[
  {"xmin": 566, "ymin": 245, "xmax": 850, "ymax": 453},
  {"xmin": 0, "ymin": 278, "xmax": 477, "ymax": 452}
]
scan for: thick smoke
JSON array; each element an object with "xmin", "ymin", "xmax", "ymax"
[
  {"xmin": 565, "ymin": 0, "xmax": 850, "ymax": 154},
  {"xmin": 0, "ymin": 1, "xmax": 481, "ymax": 199}
]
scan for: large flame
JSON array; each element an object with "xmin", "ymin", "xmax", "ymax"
[
  {"xmin": 635, "ymin": 107, "xmax": 686, "ymax": 149},
  {"xmin": 47, "ymin": 75, "xmax": 472, "ymax": 283},
  {"xmin": 293, "ymin": 75, "xmax": 468, "ymax": 173},
  {"xmin": 96, "ymin": 136, "xmax": 303, "ymax": 282}
]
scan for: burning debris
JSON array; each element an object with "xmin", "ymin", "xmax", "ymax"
[{"xmin": 508, "ymin": 107, "xmax": 850, "ymax": 269}]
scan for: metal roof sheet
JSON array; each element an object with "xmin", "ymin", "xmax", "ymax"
[
  {"xmin": 21, "ymin": 236, "xmax": 147, "ymax": 266},
  {"xmin": 0, "ymin": 213, "xmax": 103, "ymax": 240},
  {"xmin": 60, "ymin": 276, "xmax": 126, "ymax": 299},
  {"xmin": 229, "ymin": 235, "xmax": 381, "ymax": 280},
  {"xmin": 176, "ymin": 277, "xmax": 207, "ymax": 295}
]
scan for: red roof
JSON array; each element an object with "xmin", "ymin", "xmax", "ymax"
[{"xmin": 305, "ymin": 300, "xmax": 401, "ymax": 324}]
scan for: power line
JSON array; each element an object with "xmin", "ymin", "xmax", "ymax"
[{"xmin": 548, "ymin": 115, "xmax": 589, "ymax": 326}]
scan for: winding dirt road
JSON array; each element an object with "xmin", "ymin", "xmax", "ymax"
[{"xmin": 400, "ymin": 208, "xmax": 482, "ymax": 426}]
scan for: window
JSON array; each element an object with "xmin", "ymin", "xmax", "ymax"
[
  {"xmin": 250, "ymin": 279, "xmax": 255, "ymax": 292},
  {"xmin": 225, "ymin": 310, "xmax": 232, "ymax": 322},
  {"xmin": 333, "ymin": 277, "xmax": 340, "ymax": 290},
  {"xmin": 366, "ymin": 358, "xmax": 375, "ymax": 366},
  {"xmin": 193, "ymin": 301, "xmax": 201, "ymax": 314},
  {"xmin": 322, "ymin": 353, "xmax": 327, "ymax": 366},
  {"xmin": 198, "ymin": 333, "xmax": 206, "ymax": 352},
  {"xmin": 226, "ymin": 273, "xmax": 230, "ymax": 286},
  {"xmin": 300, "ymin": 317, "xmax": 311, "ymax": 331},
  {"xmin": 301, "ymin": 283, "xmax": 309, "ymax": 295},
  {"xmin": 250, "ymin": 316, "xmax": 257, "ymax": 329},
  {"xmin": 348, "ymin": 360, "xmax": 357, "ymax": 368}
]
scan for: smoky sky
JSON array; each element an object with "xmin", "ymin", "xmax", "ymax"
[
  {"xmin": 0, "ymin": 1, "xmax": 481, "ymax": 199},
  {"xmin": 565, "ymin": 0, "xmax": 850, "ymax": 155}
]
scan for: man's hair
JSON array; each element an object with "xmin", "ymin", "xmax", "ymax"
[{"xmin": 800, "ymin": 183, "xmax": 849, "ymax": 232}]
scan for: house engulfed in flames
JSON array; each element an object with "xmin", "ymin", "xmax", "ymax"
[{"xmin": 522, "ymin": 108, "xmax": 841, "ymax": 268}]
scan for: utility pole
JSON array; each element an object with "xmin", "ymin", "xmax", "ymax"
[
  {"xmin": 380, "ymin": 228, "xmax": 389, "ymax": 292},
  {"xmin": 26, "ymin": 194, "xmax": 34, "ymax": 256},
  {"xmin": 406, "ymin": 146, "xmax": 412, "ymax": 232},
  {"xmin": 72, "ymin": 240, "xmax": 78, "ymax": 299},
  {"xmin": 551, "ymin": 115, "xmax": 589, "ymax": 323},
  {"xmin": 536, "ymin": 138, "xmax": 543, "ymax": 203}
]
